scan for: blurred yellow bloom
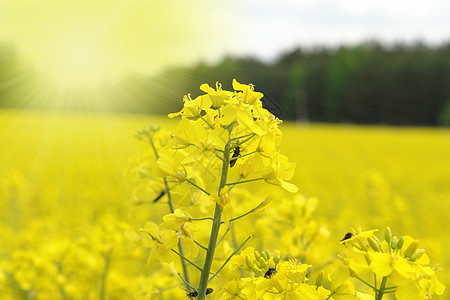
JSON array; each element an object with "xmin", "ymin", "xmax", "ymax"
[
  {"xmin": 156, "ymin": 150, "xmax": 186, "ymax": 181},
  {"xmin": 278, "ymin": 259, "xmax": 310, "ymax": 283},
  {"xmin": 139, "ymin": 223, "xmax": 178, "ymax": 264},
  {"xmin": 160, "ymin": 209, "xmax": 192, "ymax": 231}
]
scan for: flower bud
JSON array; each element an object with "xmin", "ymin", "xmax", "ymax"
[
  {"xmin": 264, "ymin": 250, "xmax": 271, "ymax": 261},
  {"xmin": 273, "ymin": 253, "xmax": 281, "ymax": 264},
  {"xmin": 372, "ymin": 234, "xmax": 382, "ymax": 246},
  {"xmin": 404, "ymin": 240, "xmax": 419, "ymax": 258},
  {"xmin": 385, "ymin": 227, "xmax": 392, "ymax": 244},
  {"xmin": 261, "ymin": 251, "xmax": 268, "ymax": 261},
  {"xmin": 368, "ymin": 237, "xmax": 381, "ymax": 251},
  {"xmin": 411, "ymin": 249, "xmax": 426, "ymax": 261},
  {"xmin": 316, "ymin": 270, "xmax": 324, "ymax": 286},
  {"xmin": 391, "ymin": 236, "xmax": 398, "ymax": 250},
  {"xmin": 356, "ymin": 239, "xmax": 368, "ymax": 251},
  {"xmin": 258, "ymin": 256, "xmax": 266, "ymax": 266},
  {"xmin": 254, "ymin": 250, "xmax": 262, "ymax": 261},
  {"xmin": 396, "ymin": 236, "xmax": 404, "ymax": 250},
  {"xmin": 246, "ymin": 255, "xmax": 254, "ymax": 269}
]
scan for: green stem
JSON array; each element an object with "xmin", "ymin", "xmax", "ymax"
[
  {"xmin": 171, "ymin": 249, "xmax": 203, "ymax": 272},
  {"xmin": 232, "ymin": 133, "xmax": 257, "ymax": 148},
  {"xmin": 57, "ymin": 262, "xmax": 67, "ymax": 300},
  {"xmin": 208, "ymin": 235, "xmax": 252, "ymax": 283},
  {"xmin": 200, "ymin": 116, "xmax": 214, "ymax": 129},
  {"xmin": 100, "ymin": 248, "xmax": 112, "ymax": 300},
  {"xmin": 229, "ymin": 201, "xmax": 264, "ymax": 223},
  {"xmin": 197, "ymin": 139, "xmax": 231, "ymax": 299},
  {"xmin": 149, "ymin": 136, "xmax": 191, "ymax": 287},
  {"xmin": 230, "ymin": 223, "xmax": 239, "ymax": 249},
  {"xmin": 228, "ymin": 176, "xmax": 242, "ymax": 192},
  {"xmin": 355, "ymin": 275, "xmax": 378, "ymax": 292},
  {"xmin": 375, "ymin": 277, "xmax": 388, "ymax": 300},
  {"xmin": 193, "ymin": 239, "xmax": 209, "ymax": 251},
  {"xmin": 177, "ymin": 273, "xmax": 196, "ymax": 291},
  {"xmin": 186, "ymin": 179, "xmax": 211, "ymax": 196},
  {"xmin": 324, "ymin": 291, "xmax": 336, "ymax": 300},
  {"xmin": 216, "ymin": 224, "xmax": 232, "ymax": 247},
  {"xmin": 230, "ymin": 133, "xmax": 256, "ymax": 141},
  {"xmin": 190, "ymin": 217, "xmax": 214, "ymax": 222},
  {"xmin": 226, "ymin": 178, "xmax": 264, "ymax": 186},
  {"xmin": 374, "ymin": 273, "xmax": 377, "ymax": 292},
  {"xmin": 213, "ymin": 151, "xmax": 224, "ymax": 161},
  {"xmin": 229, "ymin": 150, "xmax": 259, "ymax": 162}
]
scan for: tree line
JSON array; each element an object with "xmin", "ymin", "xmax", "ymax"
[
  {"xmin": 130, "ymin": 41, "xmax": 450, "ymax": 126},
  {"xmin": 1, "ymin": 41, "xmax": 450, "ymax": 126}
]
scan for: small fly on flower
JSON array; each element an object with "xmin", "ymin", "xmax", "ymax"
[
  {"xmin": 264, "ymin": 266, "xmax": 278, "ymax": 279},
  {"xmin": 185, "ymin": 288, "xmax": 213, "ymax": 298},
  {"xmin": 340, "ymin": 232, "xmax": 354, "ymax": 242},
  {"xmin": 153, "ymin": 191, "xmax": 166, "ymax": 203},
  {"xmin": 230, "ymin": 147, "xmax": 240, "ymax": 168}
]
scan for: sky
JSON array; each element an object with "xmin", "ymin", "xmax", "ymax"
[
  {"xmin": 230, "ymin": 0, "xmax": 450, "ymax": 59},
  {"xmin": 0, "ymin": 0, "xmax": 448, "ymax": 90}
]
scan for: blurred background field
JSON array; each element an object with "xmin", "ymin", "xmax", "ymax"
[{"xmin": 0, "ymin": 109, "xmax": 448, "ymax": 297}]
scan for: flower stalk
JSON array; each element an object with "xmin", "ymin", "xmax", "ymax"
[
  {"xmin": 375, "ymin": 277, "xmax": 388, "ymax": 300},
  {"xmin": 197, "ymin": 140, "xmax": 231, "ymax": 299},
  {"xmin": 99, "ymin": 248, "xmax": 112, "ymax": 300}
]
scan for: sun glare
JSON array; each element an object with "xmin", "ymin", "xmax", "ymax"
[
  {"xmin": 0, "ymin": 0, "xmax": 231, "ymax": 109},
  {"xmin": 43, "ymin": 33, "xmax": 115, "ymax": 89}
]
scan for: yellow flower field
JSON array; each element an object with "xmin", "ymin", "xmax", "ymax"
[{"xmin": 0, "ymin": 106, "xmax": 448, "ymax": 299}]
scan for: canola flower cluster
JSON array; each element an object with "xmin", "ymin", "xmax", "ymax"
[{"xmin": 133, "ymin": 80, "xmax": 445, "ymax": 299}]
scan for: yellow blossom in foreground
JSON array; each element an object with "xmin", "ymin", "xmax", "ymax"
[{"xmin": 263, "ymin": 153, "xmax": 298, "ymax": 193}]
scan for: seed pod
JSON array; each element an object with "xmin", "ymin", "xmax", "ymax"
[
  {"xmin": 404, "ymin": 240, "xmax": 419, "ymax": 258},
  {"xmin": 273, "ymin": 253, "xmax": 281, "ymax": 264},
  {"xmin": 385, "ymin": 227, "xmax": 392, "ymax": 244},
  {"xmin": 411, "ymin": 249, "xmax": 426, "ymax": 261}
]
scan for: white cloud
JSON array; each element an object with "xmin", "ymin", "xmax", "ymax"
[{"xmin": 225, "ymin": 0, "xmax": 449, "ymax": 59}]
